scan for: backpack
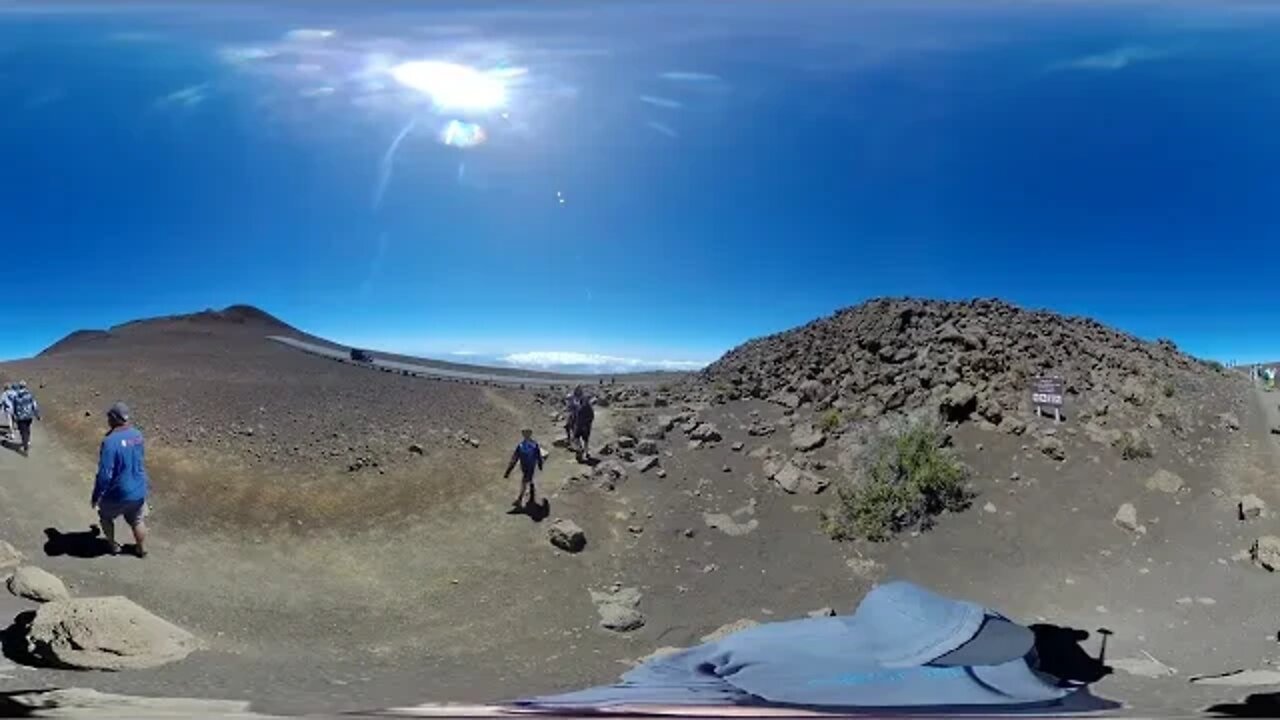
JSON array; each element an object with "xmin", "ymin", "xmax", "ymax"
[
  {"xmin": 12, "ymin": 390, "xmax": 35, "ymax": 421},
  {"xmin": 576, "ymin": 399, "xmax": 594, "ymax": 425}
]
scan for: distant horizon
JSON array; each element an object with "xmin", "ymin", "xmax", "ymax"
[
  {"xmin": 8, "ymin": 295, "xmax": 1277, "ymax": 373},
  {"xmin": 4, "ymin": 2, "xmax": 1280, "ymax": 368}
]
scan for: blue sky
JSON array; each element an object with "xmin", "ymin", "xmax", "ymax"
[{"xmin": 3, "ymin": 1, "xmax": 1280, "ymax": 369}]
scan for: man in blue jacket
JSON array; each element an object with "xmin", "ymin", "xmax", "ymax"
[
  {"xmin": 91, "ymin": 402, "xmax": 149, "ymax": 558},
  {"xmin": 503, "ymin": 428, "xmax": 544, "ymax": 510}
]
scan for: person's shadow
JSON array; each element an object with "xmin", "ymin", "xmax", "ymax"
[
  {"xmin": 1029, "ymin": 623, "xmax": 1113, "ymax": 685},
  {"xmin": 43, "ymin": 526, "xmax": 122, "ymax": 559},
  {"xmin": 0, "ymin": 439, "xmax": 25, "ymax": 456},
  {"xmin": 1207, "ymin": 693, "xmax": 1280, "ymax": 717},
  {"xmin": 505, "ymin": 498, "xmax": 551, "ymax": 523}
]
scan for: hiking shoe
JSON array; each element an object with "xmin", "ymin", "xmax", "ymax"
[
  {"xmin": 106, "ymin": 543, "xmax": 122, "ymax": 556},
  {"xmin": 135, "ymin": 547, "xmax": 148, "ymax": 559}
]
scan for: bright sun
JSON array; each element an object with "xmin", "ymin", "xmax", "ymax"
[{"xmin": 389, "ymin": 60, "xmax": 508, "ymax": 112}]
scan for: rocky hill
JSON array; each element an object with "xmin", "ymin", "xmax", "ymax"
[{"xmin": 697, "ymin": 297, "xmax": 1223, "ymax": 431}]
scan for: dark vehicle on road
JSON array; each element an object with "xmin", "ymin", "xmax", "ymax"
[{"xmin": 350, "ymin": 348, "xmax": 374, "ymax": 363}]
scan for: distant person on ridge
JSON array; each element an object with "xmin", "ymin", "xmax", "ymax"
[
  {"xmin": 503, "ymin": 428, "xmax": 544, "ymax": 510},
  {"xmin": 10, "ymin": 381, "xmax": 40, "ymax": 455},
  {"xmin": 91, "ymin": 402, "xmax": 150, "ymax": 558}
]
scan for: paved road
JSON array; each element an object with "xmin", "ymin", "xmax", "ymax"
[{"xmin": 269, "ymin": 336, "xmax": 587, "ymax": 388}]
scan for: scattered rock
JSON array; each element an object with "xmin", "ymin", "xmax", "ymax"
[
  {"xmin": 1240, "ymin": 494, "xmax": 1267, "ymax": 521},
  {"xmin": 701, "ymin": 618, "xmax": 759, "ymax": 643},
  {"xmin": 747, "ymin": 422, "xmax": 776, "ymax": 437},
  {"xmin": 1145, "ymin": 469, "xmax": 1186, "ymax": 495},
  {"xmin": 7, "ymin": 566, "xmax": 70, "ymax": 603},
  {"xmin": 635, "ymin": 456, "xmax": 660, "ymax": 473},
  {"xmin": 636, "ymin": 438, "xmax": 659, "ymax": 456},
  {"xmin": 591, "ymin": 460, "xmax": 629, "ymax": 491},
  {"xmin": 616, "ymin": 436, "xmax": 637, "ymax": 449},
  {"xmin": 1000, "ymin": 416, "xmax": 1027, "ymax": 436},
  {"xmin": 1218, "ymin": 413, "xmax": 1241, "ymax": 432},
  {"xmin": 689, "ymin": 423, "xmax": 723, "ymax": 442},
  {"xmin": 21, "ymin": 596, "xmax": 203, "ymax": 670},
  {"xmin": 1037, "ymin": 435, "xmax": 1066, "ymax": 461},
  {"xmin": 983, "ymin": 502, "xmax": 998, "ymax": 513},
  {"xmin": 765, "ymin": 457, "xmax": 829, "ymax": 494},
  {"xmin": 407, "ymin": 443, "xmax": 424, "ymax": 455},
  {"xmin": 598, "ymin": 604, "xmax": 645, "ymax": 633},
  {"xmin": 1114, "ymin": 503, "xmax": 1145, "ymax": 535},
  {"xmin": 731, "ymin": 441, "xmax": 745, "ymax": 452},
  {"xmin": 547, "ymin": 519, "xmax": 586, "ymax": 553},
  {"xmin": 1251, "ymin": 536, "xmax": 1280, "ymax": 571},
  {"xmin": 0, "ymin": 540, "xmax": 22, "ymax": 570},
  {"xmin": 940, "ymin": 383, "xmax": 979, "ymax": 422},
  {"xmin": 790, "ymin": 424, "xmax": 827, "ymax": 452}
]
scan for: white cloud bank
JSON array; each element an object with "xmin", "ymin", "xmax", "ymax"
[{"xmin": 500, "ymin": 351, "xmax": 708, "ymax": 374}]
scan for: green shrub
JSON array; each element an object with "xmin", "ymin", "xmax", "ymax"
[
  {"xmin": 820, "ymin": 409, "xmax": 843, "ymax": 433},
  {"xmin": 820, "ymin": 421, "xmax": 972, "ymax": 542}
]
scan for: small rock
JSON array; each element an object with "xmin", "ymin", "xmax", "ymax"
[
  {"xmin": 547, "ymin": 519, "xmax": 586, "ymax": 553},
  {"xmin": 1219, "ymin": 413, "xmax": 1241, "ymax": 432},
  {"xmin": 598, "ymin": 604, "xmax": 645, "ymax": 632},
  {"xmin": 1145, "ymin": 469, "xmax": 1186, "ymax": 495},
  {"xmin": 1037, "ymin": 435, "xmax": 1066, "ymax": 461},
  {"xmin": 656, "ymin": 469, "xmax": 667, "ymax": 478},
  {"xmin": 689, "ymin": 423, "xmax": 723, "ymax": 442},
  {"xmin": 731, "ymin": 441, "xmax": 745, "ymax": 452},
  {"xmin": 721, "ymin": 464, "xmax": 732, "ymax": 473},
  {"xmin": 408, "ymin": 443, "xmax": 425, "ymax": 455},
  {"xmin": 983, "ymin": 502, "xmax": 998, "ymax": 513},
  {"xmin": 617, "ymin": 436, "xmax": 637, "ymax": 449},
  {"xmin": 0, "ymin": 541, "xmax": 22, "ymax": 571},
  {"xmin": 807, "ymin": 607, "xmax": 836, "ymax": 618},
  {"xmin": 6, "ymin": 566, "xmax": 70, "ymax": 603},
  {"xmin": 1114, "ymin": 503, "xmax": 1145, "ymax": 534},
  {"xmin": 1240, "ymin": 494, "xmax": 1267, "ymax": 521},
  {"xmin": 636, "ymin": 456, "xmax": 660, "ymax": 473},
  {"xmin": 636, "ymin": 439, "xmax": 659, "ymax": 456}
]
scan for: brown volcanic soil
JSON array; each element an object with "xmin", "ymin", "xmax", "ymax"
[{"xmin": 1, "ymin": 298, "xmax": 1279, "ymax": 717}]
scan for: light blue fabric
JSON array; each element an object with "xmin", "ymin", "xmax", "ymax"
[{"xmin": 518, "ymin": 581, "xmax": 1075, "ymax": 710}]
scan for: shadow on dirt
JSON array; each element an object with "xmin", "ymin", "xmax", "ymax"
[
  {"xmin": 1207, "ymin": 693, "xmax": 1280, "ymax": 717},
  {"xmin": 42, "ymin": 526, "xmax": 116, "ymax": 559},
  {"xmin": 0, "ymin": 439, "xmax": 26, "ymax": 456},
  {"xmin": 0, "ymin": 610, "xmax": 38, "ymax": 667},
  {"xmin": 506, "ymin": 498, "xmax": 551, "ymax": 523}
]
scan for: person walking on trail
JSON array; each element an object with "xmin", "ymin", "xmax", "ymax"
[
  {"xmin": 504, "ymin": 428, "xmax": 544, "ymax": 510},
  {"xmin": 573, "ymin": 391, "xmax": 595, "ymax": 462},
  {"xmin": 1, "ymin": 383, "xmax": 16, "ymax": 440},
  {"xmin": 91, "ymin": 402, "xmax": 149, "ymax": 558},
  {"xmin": 10, "ymin": 381, "xmax": 40, "ymax": 455},
  {"xmin": 563, "ymin": 388, "xmax": 583, "ymax": 446}
]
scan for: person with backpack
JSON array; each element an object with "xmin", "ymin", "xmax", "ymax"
[
  {"xmin": 10, "ymin": 381, "xmax": 40, "ymax": 455},
  {"xmin": 92, "ymin": 402, "xmax": 150, "ymax": 558},
  {"xmin": 503, "ymin": 428, "xmax": 544, "ymax": 510},
  {"xmin": 573, "ymin": 391, "xmax": 595, "ymax": 462},
  {"xmin": 563, "ymin": 389, "xmax": 582, "ymax": 446}
]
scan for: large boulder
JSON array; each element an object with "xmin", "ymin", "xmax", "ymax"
[
  {"xmin": 764, "ymin": 456, "xmax": 829, "ymax": 494},
  {"xmin": 547, "ymin": 519, "xmax": 586, "ymax": 553},
  {"xmin": 790, "ymin": 424, "xmax": 827, "ymax": 452},
  {"xmin": 7, "ymin": 565, "xmax": 70, "ymax": 603},
  {"xmin": 22, "ymin": 596, "xmax": 203, "ymax": 670},
  {"xmin": 1251, "ymin": 536, "xmax": 1280, "ymax": 572}
]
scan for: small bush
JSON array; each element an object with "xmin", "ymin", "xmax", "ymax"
[
  {"xmin": 1115, "ymin": 430, "xmax": 1154, "ymax": 461},
  {"xmin": 820, "ymin": 409, "xmax": 843, "ymax": 433},
  {"xmin": 820, "ymin": 421, "xmax": 973, "ymax": 542}
]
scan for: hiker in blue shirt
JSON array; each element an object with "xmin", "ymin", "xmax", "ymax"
[
  {"xmin": 503, "ymin": 428, "xmax": 544, "ymax": 510},
  {"xmin": 91, "ymin": 402, "xmax": 150, "ymax": 558}
]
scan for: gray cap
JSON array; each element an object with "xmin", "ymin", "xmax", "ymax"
[{"xmin": 107, "ymin": 402, "xmax": 131, "ymax": 423}]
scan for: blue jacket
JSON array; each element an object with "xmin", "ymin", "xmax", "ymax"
[
  {"xmin": 518, "ymin": 581, "xmax": 1083, "ymax": 711},
  {"xmin": 93, "ymin": 426, "xmax": 149, "ymax": 504}
]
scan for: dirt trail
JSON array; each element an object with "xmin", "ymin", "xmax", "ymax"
[{"xmin": 0, "ymin": 408, "xmax": 637, "ymax": 715}]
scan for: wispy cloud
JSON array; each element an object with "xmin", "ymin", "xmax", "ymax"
[
  {"xmin": 660, "ymin": 71, "xmax": 721, "ymax": 82},
  {"xmin": 1052, "ymin": 46, "xmax": 1168, "ymax": 72},
  {"xmin": 646, "ymin": 121, "xmax": 678, "ymax": 139},
  {"xmin": 639, "ymin": 95, "xmax": 682, "ymax": 109},
  {"xmin": 501, "ymin": 351, "xmax": 707, "ymax": 374},
  {"xmin": 155, "ymin": 83, "xmax": 210, "ymax": 108},
  {"xmin": 284, "ymin": 28, "xmax": 336, "ymax": 42}
]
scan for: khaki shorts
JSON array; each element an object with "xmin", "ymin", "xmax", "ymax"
[{"xmin": 99, "ymin": 499, "xmax": 147, "ymax": 528}]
